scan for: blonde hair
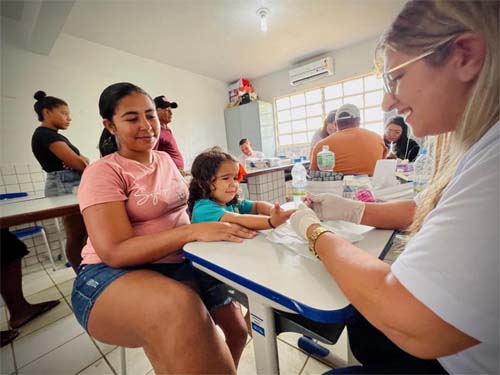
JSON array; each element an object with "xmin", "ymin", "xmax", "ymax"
[{"xmin": 376, "ymin": 0, "xmax": 499, "ymax": 237}]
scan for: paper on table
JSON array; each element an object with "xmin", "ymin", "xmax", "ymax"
[
  {"xmin": 265, "ymin": 221, "xmax": 366, "ymax": 260},
  {"xmin": 372, "ymin": 159, "xmax": 398, "ymax": 189}
]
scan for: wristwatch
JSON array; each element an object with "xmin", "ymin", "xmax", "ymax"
[{"xmin": 308, "ymin": 226, "xmax": 333, "ymax": 259}]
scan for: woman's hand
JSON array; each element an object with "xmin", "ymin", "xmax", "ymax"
[
  {"xmin": 269, "ymin": 202, "xmax": 296, "ymax": 228},
  {"xmin": 62, "ymin": 162, "xmax": 72, "ymax": 170},
  {"xmin": 307, "ymin": 193, "xmax": 365, "ymax": 224},
  {"xmin": 191, "ymin": 222, "xmax": 257, "ymax": 243},
  {"xmin": 289, "ymin": 204, "xmax": 321, "ymax": 239}
]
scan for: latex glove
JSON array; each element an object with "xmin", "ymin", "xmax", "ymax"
[
  {"xmin": 290, "ymin": 204, "xmax": 321, "ymax": 239},
  {"xmin": 308, "ymin": 193, "xmax": 365, "ymax": 224}
]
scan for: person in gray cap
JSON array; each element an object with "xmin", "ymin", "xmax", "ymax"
[
  {"xmin": 153, "ymin": 95, "xmax": 185, "ymax": 175},
  {"xmin": 310, "ymin": 103, "xmax": 386, "ymax": 175}
]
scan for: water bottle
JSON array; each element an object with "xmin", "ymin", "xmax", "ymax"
[
  {"xmin": 317, "ymin": 145, "xmax": 335, "ymax": 171},
  {"xmin": 291, "ymin": 162, "xmax": 308, "ymax": 205},
  {"xmin": 413, "ymin": 149, "xmax": 433, "ymax": 193}
]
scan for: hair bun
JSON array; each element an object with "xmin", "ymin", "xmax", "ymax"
[{"xmin": 33, "ymin": 90, "xmax": 47, "ymax": 101}]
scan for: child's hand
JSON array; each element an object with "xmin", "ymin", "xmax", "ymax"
[{"xmin": 269, "ymin": 202, "xmax": 296, "ymax": 228}]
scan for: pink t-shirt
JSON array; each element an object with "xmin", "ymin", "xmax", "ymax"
[{"xmin": 78, "ymin": 151, "xmax": 190, "ymax": 265}]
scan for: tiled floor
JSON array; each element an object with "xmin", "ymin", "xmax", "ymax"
[{"xmin": 1, "ymin": 260, "xmax": 345, "ymax": 375}]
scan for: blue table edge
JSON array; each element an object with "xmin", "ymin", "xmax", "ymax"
[{"xmin": 184, "ymin": 230, "xmax": 396, "ymax": 324}]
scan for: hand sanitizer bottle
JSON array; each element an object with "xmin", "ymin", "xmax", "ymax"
[{"xmin": 317, "ymin": 145, "xmax": 335, "ymax": 171}]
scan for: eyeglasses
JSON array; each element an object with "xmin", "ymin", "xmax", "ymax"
[
  {"xmin": 381, "ymin": 49, "xmax": 436, "ymax": 95},
  {"xmin": 380, "ymin": 35, "xmax": 458, "ymax": 95}
]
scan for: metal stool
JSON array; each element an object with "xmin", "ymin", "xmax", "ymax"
[{"xmin": 120, "ymin": 347, "xmax": 127, "ymax": 375}]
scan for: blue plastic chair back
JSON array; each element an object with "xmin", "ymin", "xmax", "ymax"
[
  {"xmin": 0, "ymin": 192, "xmax": 29, "ymax": 200},
  {"xmin": 12, "ymin": 227, "xmax": 43, "ymax": 237}
]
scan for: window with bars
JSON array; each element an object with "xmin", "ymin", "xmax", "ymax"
[{"xmin": 274, "ymin": 73, "xmax": 385, "ymax": 151}]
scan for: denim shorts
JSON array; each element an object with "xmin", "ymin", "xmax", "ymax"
[
  {"xmin": 71, "ymin": 261, "xmax": 233, "ymax": 330},
  {"xmin": 45, "ymin": 170, "xmax": 81, "ymax": 197},
  {"xmin": 195, "ymin": 269, "xmax": 249, "ymax": 308}
]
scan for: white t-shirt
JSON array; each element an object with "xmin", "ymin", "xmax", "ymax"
[
  {"xmin": 392, "ymin": 122, "xmax": 499, "ymax": 374},
  {"xmin": 238, "ymin": 150, "xmax": 265, "ymax": 164}
]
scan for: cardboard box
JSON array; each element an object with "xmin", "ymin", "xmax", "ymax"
[{"xmin": 228, "ymin": 78, "xmax": 249, "ymax": 102}]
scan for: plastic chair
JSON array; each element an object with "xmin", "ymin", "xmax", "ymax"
[
  {"xmin": 0, "ymin": 193, "xmax": 57, "ymax": 271},
  {"xmin": 53, "ymin": 217, "xmax": 69, "ymax": 265}
]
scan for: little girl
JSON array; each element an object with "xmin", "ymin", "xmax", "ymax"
[
  {"xmin": 189, "ymin": 147, "xmax": 295, "ymax": 229},
  {"xmin": 188, "ymin": 147, "xmax": 296, "ymax": 345}
]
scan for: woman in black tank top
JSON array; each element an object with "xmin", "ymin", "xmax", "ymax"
[{"xmin": 31, "ymin": 90, "xmax": 88, "ymax": 271}]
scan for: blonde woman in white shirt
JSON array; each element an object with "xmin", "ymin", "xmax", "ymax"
[{"xmin": 291, "ymin": 1, "xmax": 499, "ymax": 373}]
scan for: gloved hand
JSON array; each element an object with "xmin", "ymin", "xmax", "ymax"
[
  {"xmin": 308, "ymin": 193, "xmax": 365, "ymax": 224},
  {"xmin": 290, "ymin": 204, "xmax": 321, "ymax": 240}
]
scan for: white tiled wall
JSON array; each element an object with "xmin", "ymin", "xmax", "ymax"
[
  {"xmin": 247, "ymin": 171, "xmax": 287, "ymax": 204},
  {"xmin": 1, "ymin": 163, "xmax": 66, "ymax": 268},
  {"xmin": 0, "ymin": 163, "xmax": 47, "ymax": 197}
]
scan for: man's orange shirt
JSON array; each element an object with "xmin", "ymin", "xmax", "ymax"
[{"xmin": 310, "ymin": 127, "xmax": 387, "ymax": 176}]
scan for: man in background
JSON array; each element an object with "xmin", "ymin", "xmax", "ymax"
[
  {"xmin": 310, "ymin": 103, "xmax": 386, "ymax": 176},
  {"xmin": 153, "ymin": 95, "xmax": 185, "ymax": 175},
  {"xmin": 238, "ymin": 138, "xmax": 264, "ymax": 164}
]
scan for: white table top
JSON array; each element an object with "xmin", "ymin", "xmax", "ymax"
[
  {"xmin": 0, "ymin": 194, "xmax": 79, "ymax": 227},
  {"xmin": 184, "ymin": 223, "xmax": 394, "ymax": 323}
]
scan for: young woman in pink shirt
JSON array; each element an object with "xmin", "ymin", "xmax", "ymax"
[{"xmin": 71, "ymin": 82, "xmax": 256, "ymax": 374}]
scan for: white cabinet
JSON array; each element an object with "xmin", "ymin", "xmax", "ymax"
[{"xmin": 224, "ymin": 100, "xmax": 275, "ymax": 157}]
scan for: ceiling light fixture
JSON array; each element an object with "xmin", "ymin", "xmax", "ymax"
[{"xmin": 256, "ymin": 7, "xmax": 270, "ymax": 33}]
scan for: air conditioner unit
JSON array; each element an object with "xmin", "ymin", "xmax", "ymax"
[{"xmin": 289, "ymin": 56, "xmax": 334, "ymax": 86}]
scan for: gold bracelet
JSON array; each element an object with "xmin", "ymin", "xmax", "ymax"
[{"xmin": 308, "ymin": 226, "xmax": 333, "ymax": 259}]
